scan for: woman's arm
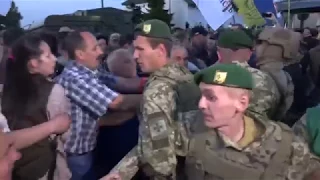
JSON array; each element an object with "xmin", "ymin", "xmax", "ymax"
[{"xmin": 6, "ymin": 114, "xmax": 70, "ymax": 150}]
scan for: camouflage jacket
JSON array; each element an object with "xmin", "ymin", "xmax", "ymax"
[
  {"xmin": 258, "ymin": 60, "xmax": 294, "ymax": 120},
  {"xmin": 232, "ymin": 61, "xmax": 281, "ymax": 120},
  {"xmin": 107, "ymin": 63, "xmax": 195, "ymax": 180},
  {"xmin": 137, "ymin": 63, "xmax": 193, "ymax": 178},
  {"xmin": 186, "ymin": 112, "xmax": 320, "ymax": 180}
]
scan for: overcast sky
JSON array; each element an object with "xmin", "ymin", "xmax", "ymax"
[{"xmin": 0, "ymin": 0, "xmax": 124, "ymax": 27}]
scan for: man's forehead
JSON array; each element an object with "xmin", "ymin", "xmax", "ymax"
[
  {"xmin": 199, "ymin": 82, "xmax": 215, "ymax": 90},
  {"xmin": 133, "ymin": 36, "xmax": 149, "ymax": 48},
  {"xmin": 134, "ymin": 35, "xmax": 148, "ymax": 43},
  {"xmin": 81, "ymin": 32, "xmax": 97, "ymax": 43},
  {"xmin": 199, "ymin": 83, "xmax": 227, "ymax": 93}
]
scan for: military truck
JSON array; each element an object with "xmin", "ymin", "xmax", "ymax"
[
  {"xmin": 27, "ymin": 7, "xmax": 133, "ymax": 35},
  {"xmin": 27, "ymin": 15, "xmax": 108, "ymax": 34}
]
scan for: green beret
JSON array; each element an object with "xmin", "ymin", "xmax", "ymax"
[
  {"xmin": 217, "ymin": 29, "xmax": 253, "ymax": 50},
  {"xmin": 135, "ymin": 19, "xmax": 172, "ymax": 40},
  {"xmin": 194, "ymin": 63, "xmax": 254, "ymax": 90}
]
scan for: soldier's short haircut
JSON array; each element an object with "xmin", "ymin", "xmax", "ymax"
[
  {"xmin": 146, "ymin": 37, "xmax": 173, "ymax": 58},
  {"xmin": 62, "ymin": 31, "xmax": 86, "ymax": 60}
]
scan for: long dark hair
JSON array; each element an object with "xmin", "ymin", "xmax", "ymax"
[{"xmin": 2, "ymin": 33, "xmax": 53, "ymax": 127}]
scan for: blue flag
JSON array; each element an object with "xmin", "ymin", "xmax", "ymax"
[{"xmin": 253, "ymin": 0, "xmax": 277, "ymax": 26}]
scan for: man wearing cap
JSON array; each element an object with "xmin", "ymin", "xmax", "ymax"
[
  {"xmin": 133, "ymin": 19, "xmax": 201, "ymax": 179},
  {"xmin": 109, "ymin": 33, "xmax": 121, "ymax": 51},
  {"xmin": 185, "ymin": 63, "xmax": 320, "ymax": 180},
  {"xmin": 216, "ymin": 29, "xmax": 281, "ymax": 120},
  {"xmin": 102, "ymin": 19, "xmax": 201, "ymax": 180}
]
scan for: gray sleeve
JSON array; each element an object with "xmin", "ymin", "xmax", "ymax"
[{"xmin": 47, "ymin": 84, "xmax": 71, "ymax": 119}]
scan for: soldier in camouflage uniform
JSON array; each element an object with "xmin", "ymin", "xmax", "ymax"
[
  {"xmin": 255, "ymin": 27, "xmax": 298, "ymax": 121},
  {"xmin": 103, "ymin": 19, "xmax": 200, "ymax": 180},
  {"xmin": 216, "ymin": 29, "xmax": 280, "ymax": 120},
  {"xmin": 185, "ymin": 63, "xmax": 320, "ymax": 180}
]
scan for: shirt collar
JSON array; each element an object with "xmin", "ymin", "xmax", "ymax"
[
  {"xmin": 217, "ymin": 116, "xmax": 261, "ymax": 151},
  {"xmin": 67, "ymin": 61, "xmax": 99, "ymax": 75}
]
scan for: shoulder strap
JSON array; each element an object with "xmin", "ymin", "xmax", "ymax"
[{"xmin": 262, "ymin": 122, "xmax": 293, "ymax": 180}]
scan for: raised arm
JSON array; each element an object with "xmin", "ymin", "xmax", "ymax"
[{"xmin": 6, "ymin": 114, "xmax": 70, "ymax": 150}]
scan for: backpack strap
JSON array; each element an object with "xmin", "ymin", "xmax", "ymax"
[{"xmin": 262, "ymin": 122, "xmax": 293, "ymax": 180}]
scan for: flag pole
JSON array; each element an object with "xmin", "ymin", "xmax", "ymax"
[{"xmin": 287, "ymin": 0, "xmax": 291, "ymax": 28}]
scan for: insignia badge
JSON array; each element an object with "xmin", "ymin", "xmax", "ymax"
[
  {"xmin": 213, "ymin": 71, "xmax": 227, "ymax": 84},
  {"xmin": 143, "ymin": 24, "xmax": 151, "ymax": 34},
  {"xmin": 149, "ymin": 119, "xmax": 167, "ymax": 139}
]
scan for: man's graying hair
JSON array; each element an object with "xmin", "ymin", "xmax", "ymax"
[
  {"xmin": 173, "ymin": 30, "xmax": 188, "ymax": 44},
  {"xmin": 170, "ymin": 45, "xmax": 188, "ymax": 57},
  {"xmin": 107, "ymin": 48, "xmax": 133, "ymax": 69}
]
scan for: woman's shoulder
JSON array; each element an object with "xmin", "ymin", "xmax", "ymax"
[
  {"xmin": 47, "ymin": 83, "xmax": 70, "ymax": 119},
  {"xmin": 51, "ymin": 84, "xmax": 66, "ymax": 96}
]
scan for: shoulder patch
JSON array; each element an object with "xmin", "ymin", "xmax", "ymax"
[
  {"xmin": 147, "ymin": 112, "xmax": 170, "ymax": 150},
  {"xmin": 149, "ymin": 119, "xmax": 168, "ymax": 139}
]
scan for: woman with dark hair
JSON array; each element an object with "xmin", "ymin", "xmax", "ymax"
[
  {"xmin": 1, "ymin": 33, "xmax": 71, "ymax": 180},
  {"xmin": 39, "ymin": 31, "xmax": 65, "ymax": 77}
]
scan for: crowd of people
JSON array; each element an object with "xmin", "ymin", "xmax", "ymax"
[{"xmin": 1, "ymin": 17, "xmax": 320, "ymax": 180}]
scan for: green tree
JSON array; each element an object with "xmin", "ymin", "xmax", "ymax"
[
  {"xmin": 143, "ymin": 0, "xmax": 173, "ymax": 26},
  {"xmin": 0, "ymin": 14, "xmax": 7, "ymax": 29},
  {"xmin": 5, "ymin": 1, "xmax": 23, "ymax": 28},
  {"xmin": 129, "ymin": 3, "xmax": 143, "ymax": 25}
]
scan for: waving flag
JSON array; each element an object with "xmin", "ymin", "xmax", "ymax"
[
  {"xmin": 254, "ymin": 0, "xmax": 277, "ymax": 15},
  {"xmin": 191, "ymin": 0, "xmax": 234, "ymax": 30},
  {"xmin": 253, "ymin": 0, "xmax": 279, "ymax": 26},
  {"xmin": 232, "ymin": 0, "xmax": 266, "ymax": 27},
  {"xmin": 192, "ymin": 0, "xmax": 278, "ymax": 29}
]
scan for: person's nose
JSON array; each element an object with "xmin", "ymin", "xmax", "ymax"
[
  {"xmin": 198, "ymin": 96, "xmax": 207, "ymax": 110},
  {"xmin": 133, "ymin": 50, "xmax": 139, "ymax": 60}
]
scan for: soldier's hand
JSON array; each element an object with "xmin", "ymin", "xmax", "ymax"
[{"xmin": 102, "ymin": 173, "xmax": 122, "ymax": 180}]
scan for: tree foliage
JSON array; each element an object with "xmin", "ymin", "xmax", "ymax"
[
  {"xmin": 129, "ymin": 3, "xmax": 143, "ymax": 25},
  {"xmin": 143, "ymin": 0, "xmax": 173, "ymax": 26},
  {"xmin": 0, "ymin": 15, "xmax": 6, "ymax": 27},
  {"xmin": 5, "ymin": 1, "xmax": 23, "ymax": 28}
]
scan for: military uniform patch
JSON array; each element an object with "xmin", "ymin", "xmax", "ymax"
[
  {"xmin": 147, "ymin": 113, "xmax": 170, "ymax": 150},
  {"xmin": 213, "ymin": 71, "xmax": 227, "ymax": 84},
  {"xmin": 143, "ymin": 24, "xmax": 151, "ymax": 34},
  {"xmin": 149, "ymin": 119, "xmax": 167, "ymax": 139}
]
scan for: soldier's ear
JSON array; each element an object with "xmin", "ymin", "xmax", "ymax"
[{"xmin": 235, "ymin": 93, "xmax": 249, "ymax": 113}]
